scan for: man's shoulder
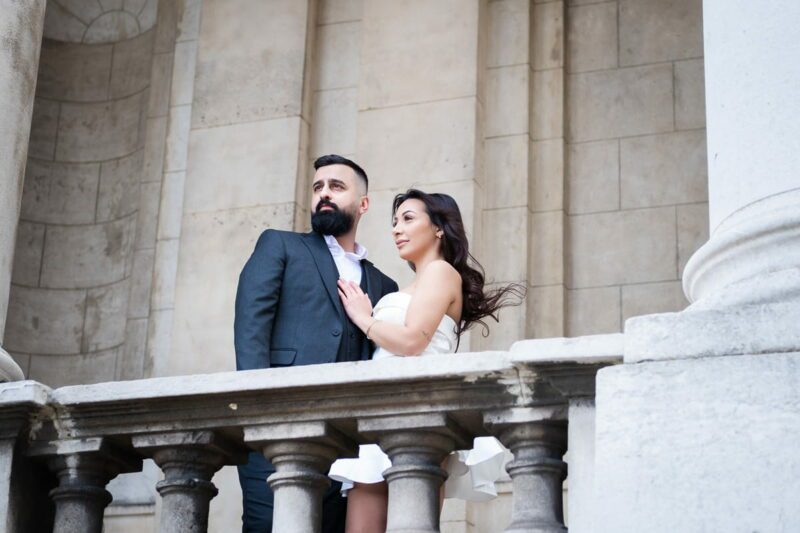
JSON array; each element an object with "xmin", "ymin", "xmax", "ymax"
[{"xmin": 257, "ymin": 229, "xmax": 310, "ymax": 246}]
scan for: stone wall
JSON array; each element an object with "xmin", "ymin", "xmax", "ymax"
[
  {"xmin": 5, "ymin": 0, "xmax": 160, "ymax": 387},
  {"xmin": 564, "ymin": 0, "xmax": 708, "ymax": 336},
  {"xmin": 3, "ymin": 0, "xmax": 712, "ymax": 530}
]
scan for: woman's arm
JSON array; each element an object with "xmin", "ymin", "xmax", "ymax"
[{"xmin": 338, "ymin": 260, "xmax": 461, "ymax": 356}]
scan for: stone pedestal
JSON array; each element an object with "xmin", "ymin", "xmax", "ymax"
[
  {"xmin": 0, "ymin": 0, "xmax": 46, "ymax": 339},
  {"xmin": 593, "ymin": 1, "xmax": 800, "ymax": 531}
]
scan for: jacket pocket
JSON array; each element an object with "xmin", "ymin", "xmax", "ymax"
[{"xmin": 269, "ymin": 349, "xmax": 297, "ymax": 366}]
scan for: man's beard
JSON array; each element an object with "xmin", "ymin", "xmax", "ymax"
[{"xmin": 311, "ymin": 201, "xmax": 355, "ymax": 236}]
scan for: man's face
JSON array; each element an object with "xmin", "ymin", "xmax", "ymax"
[{"xmin": 310, "ymin": 164, "xmax": 367, "ymax": 236}]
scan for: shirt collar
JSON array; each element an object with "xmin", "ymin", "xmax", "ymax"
[{"xmin": 324, "ymin": 234, "xmax": 368, "ymax": 260}]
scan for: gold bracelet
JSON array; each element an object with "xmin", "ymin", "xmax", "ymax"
[{"xmin": 365, "ymin": 319, "xmax": 379, "ymax": 340}]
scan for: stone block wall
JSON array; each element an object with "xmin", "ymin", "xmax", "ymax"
[
  {"xmin": 2, "ymin": 0, "xmax": 713, "ymax": 530},
  {"xmin": 5, "ymin": 0, "xmax": 161, "ymax": 387},
  {"xmin": 564, "ymin": 0, "xmax": 709, "ymax": 336}
]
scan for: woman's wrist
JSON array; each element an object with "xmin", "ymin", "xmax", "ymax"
[
  {"xmin": 353, "ymin": 315, "xmax": 374, "ymax": 333},
  {"xmin": 365, "ymin": 319, "xmax": 380, "ymax": 340}
]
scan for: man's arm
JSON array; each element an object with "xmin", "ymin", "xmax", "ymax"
[{"xmin": 234, "ymin": 230, "xmax": 286, "ymax": 370}]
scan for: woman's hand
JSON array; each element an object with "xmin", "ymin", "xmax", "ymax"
[{"xmin": 337, "ymin": 279, "xmax": 373, "ymax": 329}]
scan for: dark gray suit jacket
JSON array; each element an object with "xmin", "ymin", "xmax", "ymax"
[{"xmin": 234, "ymin": 230, "xmax": 398, "ymax": 371}]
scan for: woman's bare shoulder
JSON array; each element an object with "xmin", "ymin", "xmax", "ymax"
[{"xmin": 421, "ymin": 260, "xmax": 462, "ymax": 287}]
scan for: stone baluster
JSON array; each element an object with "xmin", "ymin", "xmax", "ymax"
[
  {"xmin": 28, "ymin": 437, "xmax": 141, "ymax": 533},
  {"xmin": 486, "ymin": 410, "xmax": 568, "ymax": 533},
  {"xmin": 244, "ymin": 421, "xmax": 355, "ymax": 533},
  {"xmin": 360, "ymin": 413, "xmax": 465, "ymax": 533},
  {"xmin": 132, "ymin": 431, "xmax": 246, "ymax": 533}
]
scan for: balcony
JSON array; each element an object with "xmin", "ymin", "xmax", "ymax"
[{"xmin": 0, "ymin": 334, "xmax": 621, "ymax": 533}]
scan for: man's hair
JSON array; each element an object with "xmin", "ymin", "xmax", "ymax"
[{"xmin": 313, "ymin": 154, "xmax": 368, "ymax": 191}]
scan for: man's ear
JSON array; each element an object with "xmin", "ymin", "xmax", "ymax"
[{"xmin": 360, "ymin": 195, "xmax": 369, "ymax": 214}]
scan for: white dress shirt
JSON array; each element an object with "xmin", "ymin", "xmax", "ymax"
[{"xmin": 324, "ymin": 234, "xmax": 368, "ymax": 285}]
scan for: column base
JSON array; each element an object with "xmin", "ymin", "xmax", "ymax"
[{"xmin": 0, "ymin": 345, "xmax": 24, "ymax": 382}]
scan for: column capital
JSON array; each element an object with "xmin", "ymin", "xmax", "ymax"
[
  {"xmin": 358, "ymin": 412, "xmax": 472, "ymax": 449},
  {"xmin": 28, "ymin": 436, "xmax": 142, "ymax": 478}
]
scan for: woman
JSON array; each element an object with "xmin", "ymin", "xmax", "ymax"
[{"xmin": 330, "ymin": 189, "xmax": 523, "ymax": 532}]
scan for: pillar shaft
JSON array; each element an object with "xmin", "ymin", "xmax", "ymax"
[
  {"xmin": 381, "ymin": 431, "xmax": 454, "ymax": 533},
  {"xmin": 703, "ymin": 0, "xmax": 800, "ymax": 233},
  {"xmin": 263, "ymin": 441, "xmax": 338, "ymax": 533},
  {"xmin": 498, "ymin": 423, "xmax": 567, "ymax": 533},
  {"xmin": 0, "ymin": 0, "xmax": 46, "ymax": 339},
  {"xmin": 48, "ymin": 455, "xmax": 115, "ymax": 533},
  {"xmin": 683, "ymin": 0, "xmax": 800, "ymax": 308},
  {"xmin": 133, "ymin": 431, "xmax": 243, "ymax": 533},
  {"xmin": 153, "ymin": 448, "xmax": 223, "ymax": 533}
]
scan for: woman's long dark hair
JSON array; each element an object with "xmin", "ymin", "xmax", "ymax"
[{"xmin": 392, "ymin": 189, "xmax": 525, "ymax": 339}]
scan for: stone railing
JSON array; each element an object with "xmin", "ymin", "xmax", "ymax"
[{"xmin": 0, "ymin": 334, "xmax": 621, "ymax": 533}]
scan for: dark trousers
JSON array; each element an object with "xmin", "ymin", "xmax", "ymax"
[{"xmin": 239, "ymin": 452, "xmax": 347, "ymax": 533}]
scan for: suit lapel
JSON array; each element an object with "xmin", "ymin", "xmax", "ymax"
[
  {"xmin": 301, "ymin": 232, "xmax": 345, "ymax": 319},
  {"xmin": 362, "ymin": 260, "xmax": 383, "ymax": 306}
]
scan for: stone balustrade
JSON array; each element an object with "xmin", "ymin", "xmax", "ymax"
[{"xmin": 0, "ymin": 334, "xmax": 621, "ymax": 533}]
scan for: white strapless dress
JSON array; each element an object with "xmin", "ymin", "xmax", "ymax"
[{"xmin": 328, "ymin": 292, "xmax": 511, "ymax": 501}]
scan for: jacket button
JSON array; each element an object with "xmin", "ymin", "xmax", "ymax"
[{"xmin": 332, "ymin": 329, "xmax": 341, "ymax": 336}]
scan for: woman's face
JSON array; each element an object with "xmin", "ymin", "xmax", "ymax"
[{"xmin": 392, "ymin": 198, "xmax": 440, "ymax": 263}]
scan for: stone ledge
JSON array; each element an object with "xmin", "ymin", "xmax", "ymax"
[{"xmin": 625, "ymin": 302, "xmax": 800, "ymax": 363}]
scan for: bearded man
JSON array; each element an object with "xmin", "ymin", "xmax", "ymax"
[{"xmin": 234, "ymin": 154, "xmax": 398, "ymax": 532}]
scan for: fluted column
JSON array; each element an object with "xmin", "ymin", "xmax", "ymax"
[
  {"xmin": 244, "ymin": 421, "xmax": 354, "ymax": 533},
  {"xmin": 133, "ymin": 431, "xmax": 245, "ymax": 533},
  {"xmin": 0, "ymin": 0, "xmax": 45, "ymax": 379},
  {"xmin": 28, "ymin": 438, "xmax": 141, "ymax": 533}
]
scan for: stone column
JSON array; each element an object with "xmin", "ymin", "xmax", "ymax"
[
  {"xmin": 0, "ymin": 0, "xmax": 46, "ymax": 377},
  {"xmin": 48, "ymin": 455, "xmax": 114, "ymax": 533},
  {"xmin": 360, "ymin": 414, "xmax": 464, "ymax": 533},
  {"xmin": 484, "ymin": 413, "xmax": 567, "ymax": 533},
  {"xmin": 28, "ymin": 438, "xmax": 141, "ymax": 533},
  {"xmin": 682, "ymin": 0, "xmax": 800, "ymax": 311},
  {"xmin": 380, "ymin": 431, "xmax": 454, "ymax": 533},
  {"xmin": 132, "ymin": 431, "xmax": 245, "ymax": 533},
  {"xmin": 244, "ymin": 422, "xmax": 354, "ymax": 533},
  {"xmin": 593, "ymin": 4, "xmax": 800, "ymax": 530}
]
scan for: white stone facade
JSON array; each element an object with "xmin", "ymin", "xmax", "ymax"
[{"xmin": 1, "ymin": 0, "xmax": 797, "ymax": 532}]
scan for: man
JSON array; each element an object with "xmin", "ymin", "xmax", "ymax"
[{"xmin": 234, "ymin": 154, "xmax": 398, "ymax": 532}]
